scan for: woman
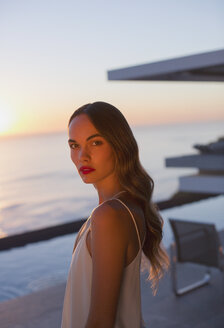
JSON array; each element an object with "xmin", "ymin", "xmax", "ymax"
[{"xmin": 61, "ymin": 101, "xmax": 169, "ymax": 328}]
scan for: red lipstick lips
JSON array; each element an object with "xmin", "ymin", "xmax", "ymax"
[{"xmin": 80, "ymin": 166, "xmax": 96, "ymax": 175}]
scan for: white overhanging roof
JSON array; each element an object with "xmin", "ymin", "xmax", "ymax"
[{"xmin": 107, "ymin": 49, "xmax": 224, "ymax": 82}]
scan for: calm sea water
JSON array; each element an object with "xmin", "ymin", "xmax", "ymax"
[{"xmin": 0, "ymin": 120, "xmax": 223, "ymax": 238}]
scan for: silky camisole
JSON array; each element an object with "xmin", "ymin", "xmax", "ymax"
[{"xmin": 61, "ymin": 194, "xmax": 147, "ymax": 328}]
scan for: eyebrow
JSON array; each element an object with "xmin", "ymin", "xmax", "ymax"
[{"xmin": 68, "ymin": 133, "xmax": 102, "ymax": 143}]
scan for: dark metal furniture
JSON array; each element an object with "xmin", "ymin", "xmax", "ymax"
[{"xmin": 169, "ymin": 218, "xmax": 224, "ymax": 296}]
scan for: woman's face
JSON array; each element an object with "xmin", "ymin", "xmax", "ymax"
[{"xmin": 68, "ymin": 114, "xmax": 117, "ymax": 186}]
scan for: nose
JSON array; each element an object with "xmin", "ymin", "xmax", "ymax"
[{"xmin": 78, "ymin": 146, "xmax": 90, "ymax": 162}]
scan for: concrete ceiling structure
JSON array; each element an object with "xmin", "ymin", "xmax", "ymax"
[{"xmin": 107, "ymin": 48, "xmax": 224, "ymax": 82}]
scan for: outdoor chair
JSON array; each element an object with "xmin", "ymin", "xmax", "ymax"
[{"xmin": 169, "ymin": 218, "xmax": 224, "ymax": 296}]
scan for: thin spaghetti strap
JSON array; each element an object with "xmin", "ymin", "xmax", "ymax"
[{"xmin": 114, "ymin": 198, "xmax": 142, "ymax": 250}]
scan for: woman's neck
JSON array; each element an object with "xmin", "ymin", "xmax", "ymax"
[{"xmin": 98, "ymin": 190, "xmax": 126, "ymax": 204}]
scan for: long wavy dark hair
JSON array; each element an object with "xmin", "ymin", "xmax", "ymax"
[{"xmin": 68, "ymin": 101, "xmax": 169, "ymax": 295}]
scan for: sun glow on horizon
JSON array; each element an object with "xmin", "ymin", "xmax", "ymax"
[{"xmin": 0, "ymin": 103, "xmax": 16, "ymax": 136}]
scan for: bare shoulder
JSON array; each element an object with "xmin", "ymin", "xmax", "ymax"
[
  {"xmin": 91, "ymin": 199, "xmax": 128, "ymax": 227},
  {"xmin": 90, "ymin": 200, "xmax": 130, "ymax": 243}
]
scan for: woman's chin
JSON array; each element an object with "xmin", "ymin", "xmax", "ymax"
[{"xmin": 81, "ymin": 176, "xmax": 94, "ymax": 184}]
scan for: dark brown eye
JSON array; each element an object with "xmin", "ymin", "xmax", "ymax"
[
  {"xmin": 92, "ymin": 140, "xmax": 102, "ymax": 146},
  {"xmin": 69, "ymin": 143, "xmax": 79, "ymax": 149}
]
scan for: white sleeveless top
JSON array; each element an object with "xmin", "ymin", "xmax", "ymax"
[{"xmin": 61, "ymin": 194, "xmax": 147, "ymax": 328}]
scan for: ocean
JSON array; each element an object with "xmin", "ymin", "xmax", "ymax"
[
  {"xmin": 0, "ymin": 120, "xmax": 224, "ymax": 302},
  {"xmin": 0, "ymin": 120, "xmax": 223, "ymax": 238}
]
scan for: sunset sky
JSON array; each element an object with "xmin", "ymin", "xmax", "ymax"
[{"xmin": 0, "ymin": 0, "xmax": 224, "ymax": 137}]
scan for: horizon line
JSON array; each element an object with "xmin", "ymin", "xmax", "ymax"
[{"xmin": 0, "ymin": 118, "xmax": 223, "ymax": 140}]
